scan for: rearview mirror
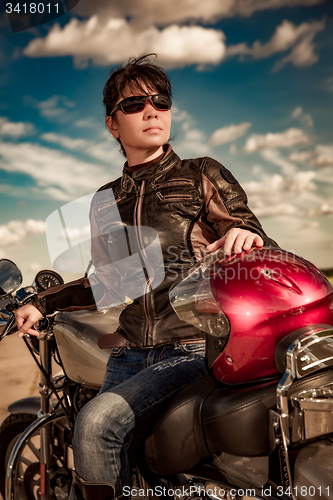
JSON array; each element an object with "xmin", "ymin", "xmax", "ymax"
[{"xmin": 0, "ymin": 259, "xmax": 23, "ymax": 297}]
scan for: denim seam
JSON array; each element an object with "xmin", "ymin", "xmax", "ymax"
[{"xmin": 157, "ymin": 345, "xmax": 166, "ymax": 363}]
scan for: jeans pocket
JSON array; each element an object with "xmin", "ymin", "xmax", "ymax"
[
  {"xmin": 179, "ymin": 342, "xmax": 205, "ymax": 354},
  {"xmin": 109, "ymin": 346, "xmax": 126, "ymax": 356}
]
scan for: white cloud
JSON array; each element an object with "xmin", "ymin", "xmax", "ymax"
[
  {"xmin": 261, "ymin": 213, "xmax": 333, "ymax": 268},
  {"xmin": 291, "ymin": 106, "xmax": 313, "ymax": 128},
  {"xmin": 226, "ymin": 19, "xmax": 325, "ymax": 71},
  {"xmin": 313, "ymin": 145, "xmax": 333, "ymax": 167},
  {"xmin": 57, "ymin": 225, "xmax": 91, "ymax": 240},
  {"xmin": 73, "ymin": 0, "xmax": 325, "ymax": 25},
  {"xmin": 310, "ymin": 166, "xmax": 333, "ymax": 190},
  {"xmin": 243, "ymin": 170, "xmax": 316, "ymax": 217},
  {"xmin": 171, "ymin": 106, "xmax": 191, "ymax": 123},
  {"xmin": 26, "ymin": 95, "xmax": 75, "ymax": 122},
  {"xmin": 75, "ymin": 119, "xmax": 92, "ymax": 128},
  {"xmin": 41, "ymin": 132, "xmax": 121, "ymax": 163},
  {"xmin": 320, "ymin": 204, "xmax": 333, "ymax": 215},
  {"xmin": 288, "ymin": 150, "xmax": 314, "ymax": 163},
  {"xmin": 260, "ymin": 149, "xmax": 298, "ymax": 175},
  {"xmin": 243, "ymin": 127, "xmax": 311, "ymax": 153},
  {"xmin": 85, "ymin": 141, "xmax": 122, "ymax": 163},
  {"xmin": 272, "ymin": 25, "xmax": 324, "ymax": 71},
  {"xmin": 0, "ymin": 139, "xmax": 117, "ymax": 201},
  {"xmin": 253, "ymin": 203, "xmax": 299, "ymax": 218},
  {"xmin": 0, "ymin": 220, "xmax": 45, "ymax": 247},
  {"xmin": 42, "ymin": 132, "xmax": 87, "ymax": 151},
  {"xmin": 175, "ymin": 128, "xmax": 210, "ymax": 157},
  {"xmin": 292, "ymin": 106, "xmax": 303, "ymax": 119},
  {"xmin": 21, "ymin": 2, "xmax": 325, "ymax": 70},
  {"xmin": 23, "ymin": 17, "xmax": 226, "ymax": 69},
  {"xmin": 170, "ymin": 105, "xmax": 212, "ymax": 156},
  {"xmin": 0, "ymin": 117, "xmax": 34, "ymax": 137},
  {"xmin": 287, "ymin": 145, "xmax": 333, "ymax": 169},
  {"xmin": 209, "ymin": 122, "xmax": 251, "ymax": 146}
]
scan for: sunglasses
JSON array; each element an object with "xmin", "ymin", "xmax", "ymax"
[{"xmin": 109, "ymin": 94, "xmax": 172, "ymax": 116}]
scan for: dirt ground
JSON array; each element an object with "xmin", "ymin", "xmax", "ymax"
[
  {"xmin": 0, "ymin": 334, "xmax": 39, "ymax": 500},
  {"xmin": 0, "ymin": 334, "xmax": 40, "ymax": 425}
]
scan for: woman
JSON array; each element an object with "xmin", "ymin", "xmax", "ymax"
[{"xmin": 15, "ymin": 54, "xmax": 277, "ymax": 500}]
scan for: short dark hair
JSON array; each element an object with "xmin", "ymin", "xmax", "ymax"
[{"xmin": 103, "ymin": 53, "xmax": 172, "ymax": 118}]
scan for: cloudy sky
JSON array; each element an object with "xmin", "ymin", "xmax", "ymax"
[{"xmin": 0, "ymin": 0, "xmax": 332, "ymax": 285}]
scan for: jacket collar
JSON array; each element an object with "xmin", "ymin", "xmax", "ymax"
[{"xmin": 120, "ymin": 145, "xmax": 180, "ymax": 193}]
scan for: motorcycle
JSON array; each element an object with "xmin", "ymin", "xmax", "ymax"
[{"xmin": 0, "ymin": 247, "xmax": 333, "ymax": 500}]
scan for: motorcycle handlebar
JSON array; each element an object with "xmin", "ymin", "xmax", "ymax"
[
  {"xmin": 0, "ymin": 291, "xmax": 37, "ymax": 341},
  {"xmin": 0, "ymin": 314, "xmax": 16, "ymax": 341}
]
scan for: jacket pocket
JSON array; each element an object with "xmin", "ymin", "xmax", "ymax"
[
  {"xmin": 155, "ymin": 178, "xmax": 194, "ymax": 189},
  {"xmin": 154, "ymin": 178, "xmax": 194, "ymax": 203}
]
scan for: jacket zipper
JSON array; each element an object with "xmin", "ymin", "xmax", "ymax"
[
  {"xmin": 134, "ymin": 180, "xmax": 153, "ymax": 346},
  {"xmin": 158, "ymin": 193, "xmax": 192, "ymax": 203},
  {"xmin": 154, "ymin": 178, "xmax": 194, "ymax": 202}
]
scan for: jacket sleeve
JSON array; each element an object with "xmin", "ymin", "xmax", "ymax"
[
  {"xmin": 36, "ymin": 276, "xmax": 98, "ymax": 315},
  {"xmin": 202, "ymin": 158, "xmax": 278, "ymax": 247}
]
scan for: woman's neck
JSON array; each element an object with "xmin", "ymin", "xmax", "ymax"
[
  {"xmin": 126, "ymin": 146, "xmax": 164, "ymax": 167},
  {"xmin": 125, "ymin": 148, "xmax": 166, "ymax": 174}
]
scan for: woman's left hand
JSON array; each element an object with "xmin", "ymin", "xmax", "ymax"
[{"xmin": 206, "ymin": 228, "xmax": 264, "ymax": 256}]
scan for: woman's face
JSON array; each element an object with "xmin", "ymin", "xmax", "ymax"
[{"xmin": 106, "ymin": 85, "xmax": 172, "ymax": 164}]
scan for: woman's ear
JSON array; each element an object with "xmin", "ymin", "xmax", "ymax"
[{"xmin": 106, "ymin": 116, "xmax": 120, "ymax": 139}]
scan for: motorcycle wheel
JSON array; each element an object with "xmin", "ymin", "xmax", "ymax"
[{"xmin": 0, "ymin": 413, "xmax": 73, "ymax": 500}]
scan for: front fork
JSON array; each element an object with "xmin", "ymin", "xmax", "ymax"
[
  {"xmin": 5, "ymin": 333, "xmax": 65, "ymax": 500},
  {"xmin": 39, "ymin": 335, "xmax": 53, "ymax": 500}
]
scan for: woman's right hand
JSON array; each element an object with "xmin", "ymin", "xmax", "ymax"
[{"xmin": 15, "ymin": 304, "xmax": 43, "ymax": 338}]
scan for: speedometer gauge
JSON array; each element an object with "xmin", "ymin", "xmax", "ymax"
[{"xmin": 35, "ymin": 270, "xmax": 64, "ymax": 291}]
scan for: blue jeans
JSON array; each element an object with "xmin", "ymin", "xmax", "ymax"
[{"xmin": 71, "ymin": 342, "xmax": 206, "ymax": 496}]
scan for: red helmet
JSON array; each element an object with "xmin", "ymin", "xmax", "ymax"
[{"xmin": 170, "ymin": 247, "xmax": 333, "ymax": 384}]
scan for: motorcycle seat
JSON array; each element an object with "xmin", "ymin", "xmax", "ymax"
[{"xmin": 145, "ymin": 369, "xmax": 333, "ymax": 476}]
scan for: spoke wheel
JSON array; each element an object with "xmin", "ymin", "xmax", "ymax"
[
  {"xmin": 23, "ymin": 463, "xmax": 41, "ymax": 500},
  {"xmin": 0, "ymin": 413, "xmax": 73, "ymax": 500}
]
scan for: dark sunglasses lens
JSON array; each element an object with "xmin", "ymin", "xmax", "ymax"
[
  {"xmin": 120, "ymin": 95, "xmax": 172, "ymax": 114},
  {"xmin": 151, "ymin": 95, "xmax": 172, "ymax": 110},
  {"xmin": 121, "ymin": 97, "xmax": 146, "ymax": 114}
]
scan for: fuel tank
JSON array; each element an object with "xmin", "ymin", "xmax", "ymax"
[{"xmin": 53, "ymin": 306, "xmax": 125, "ymax": 388}]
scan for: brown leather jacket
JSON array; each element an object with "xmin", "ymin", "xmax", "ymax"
[{"xmin": 38, "ymin": 146, "xmax": 278, "ymax": 347}]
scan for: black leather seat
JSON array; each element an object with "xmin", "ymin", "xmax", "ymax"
[{"xmin": 145, "ymin": 370, "xmax": 333, "ymax": 476}]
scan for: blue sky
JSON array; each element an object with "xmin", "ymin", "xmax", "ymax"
[{"xmin": 0, "ymin": 0, "xmax": 333, "ymax": 285}]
